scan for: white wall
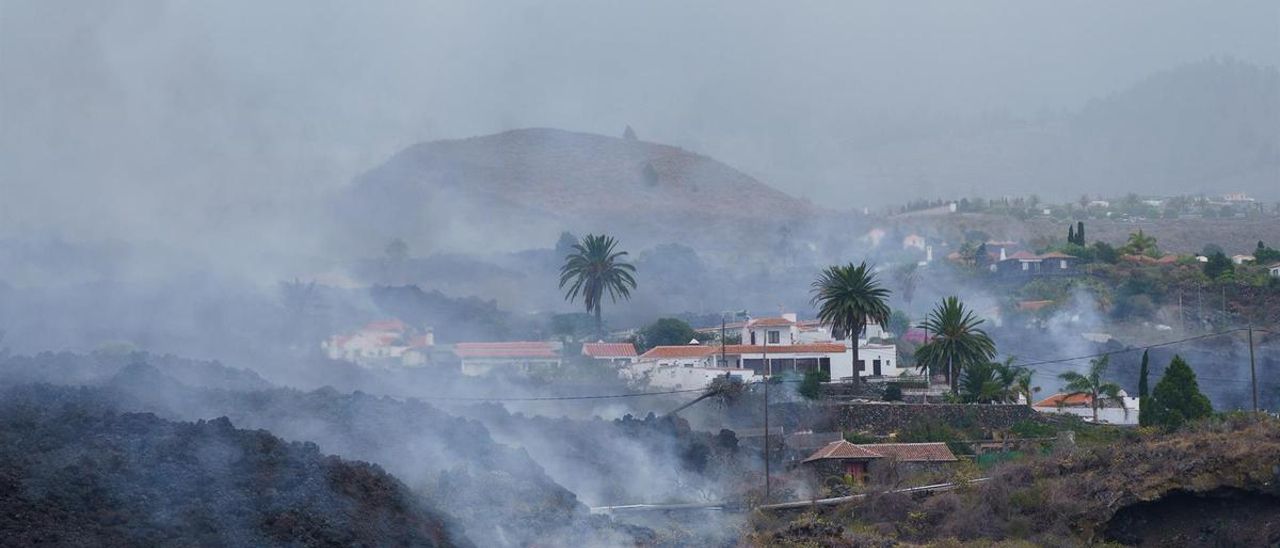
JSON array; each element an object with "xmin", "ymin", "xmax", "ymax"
[
  {"xmin": 1034, "ymin": 397, "xmax": 1139, "ymax": 425},
  {"xmin": 644, "ymin": 366, "xmax": 760, "ymax": 390}
]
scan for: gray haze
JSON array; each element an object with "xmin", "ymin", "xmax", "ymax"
[{"xmin": 4, "ymin": 1, "xmax": 1278, "ymax": 261}]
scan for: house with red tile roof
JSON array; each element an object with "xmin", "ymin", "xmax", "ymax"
[
  {"xmin": 454, "ymin": 341, "xmax": 562, "ymax": 376},
  {"xmin": 322, "ymin": 319, "xmax": 434, "ymax": 368},
  {"xmin": 1033, "ymin": 390, "xmax": 1139, "ymax": 425},
  {"xmin": 802, "ymin": 440, "xmax": 957, "ymax": 481},
  {"xmin": 581, "ymin": 341, "xmax": 638, "ymax": 364}
]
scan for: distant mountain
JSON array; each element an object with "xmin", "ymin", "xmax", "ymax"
[
  {"xmin": 845, "ymin": 59, "xmax": 1280, "ymax": 204},
  {"xmin": 335, "ymin": 128, "xmax": 822, "ymax": 254}
]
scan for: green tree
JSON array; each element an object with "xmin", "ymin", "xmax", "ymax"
[
  {"xmin": 887, "ymin": 310, "xmax": 911, "ymax": 338},
  {"xmin": 636, "ymin": 317, "xmax": 702, "ymax": 352},
  {"xmin": 1254, "ymin": 240, "xmax": 1280, "ymax": 264},
  {"xmin": 1068, "ymin": 224, "xmax": 1075, "ymax": 246},
  {"xmin": 810, "ymin": 261, "xmax": 892, "ymax": 389},
  {"xmin": 1121, "ymin": 229, "xmax": 1159, "ymax": 257},
  {"xmin": 1076, "ymin": 221, "xmax": 1085, "ymax": 245},
  {"xmin": 915, "ymin": 297, "xmax": 997, "ymax": 393},
  {"xmin": 559, "ymin": 234, "xmax": 637, "ymax": 335},
  {"xmin": 896, "ymin": 263, "xmax": 920, "ymax": 306},
  {"xmin": 958, "ymin": 361, "xmax": 1005, "ymax": 403},
  {"xmin": 883, "ymin": 383, "xmax": 904, "ymax": 402},
  {"xmin": 1091, "ymin": 241, "xmax": 1120, "ymax": 264},
  {"xmin": 1148, "ymin": 355, "xmax": 1213, "ymax": 429},
  {"xmin": 798, "ymin": 369, "xmax": 831, "ymax": 400},
  {"xmin": 1058, "ymin": 356, "xmax": 1124, "ymax": 423},
  {"xmin": 1137, "ymin": 350, "xmax": 1152, "ymax": 427},
  {"xmin": 1203, "ymin": 251, "xmax": 1235, "ymax": 280}
]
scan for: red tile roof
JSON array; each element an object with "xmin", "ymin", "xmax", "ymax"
[
  {"xmin": 1037, "ymin": 252, "xmax": 1076, "ymax": 259},
  {"xmin": 1033, "ymin": 392, "xmax": 1093, "ymax": 408},
  {"xmin": 454, "ymin": 342, "xmax": 559, "ymax": 359},
  {"xmin": 803, "ymin": 441, "xmax": 957, "ymax": 463},
  {"xmin": 749, "ymin": 317, "xmax": 796, "ymax": 327},
  {"xmin": 582, "ymin": 342, "xmax": 637, "ymax": 358},
  {"xmin": 803, "ymin": 440, "xmax": 884, "ymax": 462},
  {"xmin": 856, "ymin": 443, "xmax": 957, "ymax": 462},
  {"xmin": 639, "ymin": 345, "xmax": 719, "ymax": 359},
  {"xmin": 1006, "ymin": 250, "xmax": 1041, "ymax": 260},
  {"xmin": 725, "ymin": 343, "xmax": 847, "ymax": 354},
  {"xmin": 1017, "ymin": 300, "xmax": 1054, "ymax": 312}
]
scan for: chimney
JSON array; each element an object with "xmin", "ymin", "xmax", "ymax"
[
  {"xmin": 782, "ymin": 312, "xmax": 797, "ymax": 323},
  {"xmin": 925, "ymin": 245, "xmax": 933, "ymax": 263},
  {"xmin": 999, "ymin": 247, "xmax": 1007, "ymax": 261}
]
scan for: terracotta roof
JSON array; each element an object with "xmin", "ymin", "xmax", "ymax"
[
  {"xmin": 582, "ymin": 342, "xmax": 637, "ymax": 358},
  {"xmin": 1006, "ymin": 250, "xmax": 1040, "ymax": 260},
  {"xmin": 454, "ymin": 342, "xmax": 559, "ymax": 359},
  {"xmin": 640, "ymin": 342, "xmax": 847, "ymax": 359},
  {"xmin": 1034, "ymin": 392, "xmax": 1093, "ymax": 408},
  {"xmin": 857, "ymin": 443, "xmax": 958, "ymax": 462},
  {"xmin": 749, "ymin": 317, "xmax": 796, "ymax": 327},
  {"xmin": 639, "ymin": 345, "xmax": 719, "ymax": 359},
  {"xmin": 1017, "ymin": 300, "xmax": 1054, "ymax": 312},
  {"xmin": 803, "ymin": 440, "xmax": 884, "ymax": 462},
  {"xmin": 725, "ymin": 343, "xmax": 847, "ymax": 354},
  {"xmin": 802, "ymin": 441, "xmax": 957, "ymax": 463},
  {"xmin": 1037, "ymin": 252, "xmax": 1076, "ymax": 259}
]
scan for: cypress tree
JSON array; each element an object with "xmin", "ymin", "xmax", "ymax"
[
  {"xmin": 1068, "ymin": 225, "xmax": 1075, "ymax": 246},
  {"xmin": 1076, "ymin": 221, "xmax": 1085, "ymax": 245},
  {"xmin": 1137, "ymin": 350, "xmax": 1151, "ymax": 426},
  {"xmin": 1149, "ymin": 355, "xmax": 1212, "ymax": 430}
]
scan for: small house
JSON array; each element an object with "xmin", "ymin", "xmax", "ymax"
[
  {"xmin": 802, "ymin": 440, "xmax": 957, "ymax": 482},
  {"xmin": 581, "ymin": 341, "xmax": 638, "ymax": 365},
  {"xmin": 454, "ymin": 341, "xmax": 562, "ymax": 376}
]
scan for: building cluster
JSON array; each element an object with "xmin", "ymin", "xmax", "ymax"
[{"xmin": 319, "ymin": 313, "xmax": 902, "ymax": 390}]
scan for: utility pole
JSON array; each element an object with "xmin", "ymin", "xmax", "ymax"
[
  {"xmin": 762, "ymin": 332, "xmax": 770, "ymax": 503},
  {"xmin": 1249, "ymin": 327, "xmax": 1258, "ymax": 413}
]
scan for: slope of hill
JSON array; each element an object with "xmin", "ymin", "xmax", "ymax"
[
  {"xmin": 0, "ymin": 386, "xmax": 467, "ymax": 547},
  {"xmin": 846, "ymin": 58, "xmax": 1280, "ymax": 204},
  {"xmin": 336, "ymin": 127, "xmax": 822, "ymax": 254}
]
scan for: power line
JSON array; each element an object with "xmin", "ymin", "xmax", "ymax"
[{"xmin": 1010, "ymin": 328, "xmax": 1248, "ymax": 368}]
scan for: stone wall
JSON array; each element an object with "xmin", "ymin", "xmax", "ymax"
[{"xmin": 809, "ymin": 403, "xmax": 1043, "ymax": 435}]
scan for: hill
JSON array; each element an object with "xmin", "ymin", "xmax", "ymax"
[
  {"xmin": 846, "ymin": 58, "xmax": 1280, "ymax": 205},
  {"xmin": 0, "ymin": 386, "xmax": 467, "ymax": 547},
  {"xmin": 335, "ymin": 127, "xmax": 823, "ymax": 254}
]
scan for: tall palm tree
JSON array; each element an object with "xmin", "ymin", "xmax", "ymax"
[
  {"xmin": 958, "ymin": 361, "xmax": 1004, "ymax": 403},
  {"xmin": 1058, "ymin": 356, "xmax": 1124, "ymax": 423},
  {"xmin": 810, "ymin": 262, "xmax": 892, "ymax": 389},
  {"xmin": 1011, "ymin": 366, "xmax": 1039, "ymax": 407},
  {"xmin": 559, "ymin": 234, "xmax": 637, "ymax": 335},
  {"xmin": 915, "ymin": 297, "xmax": 997, "ymax": 394}
]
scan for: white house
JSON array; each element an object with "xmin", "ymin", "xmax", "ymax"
[
  {"xmin": 581, "ymin": 341, "xmax": 638, "ymax": 365},
  {"xmin": 322, "ymin": 319, "xmax": 434, "ymax": 368},
  {"xmin": 1231, "ymin": 254, "xmax": 1255, "ymax": 265},
  {"xmin": 454, "ymin": 341, "xmax": 562, "ymax": 376},
  {"xmin": 1268, "ymin": 263, "xmax": 1280, "ymax": 278},
  {"xmin": 902, "ymin": 234, "xmax": 926, "ymax": 251},
  {"xmin": 1033, "ymin": 391, "xmax": 1140, "ymax": 425}
]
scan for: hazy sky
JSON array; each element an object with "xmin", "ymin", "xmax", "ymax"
[{"xmin": 3, "ymin": 1, "xmax": 1277, "ymax": 246}]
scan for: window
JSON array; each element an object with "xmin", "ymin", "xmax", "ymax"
[
  {"xmin": 857, "ymin": 360, "xmax": 866, "ymax": 372},
  {"xmin": 1021, "ymin": 262, "xmax": 1029, "ymax": 271},
  {"xmin": 750, "ymin": 331, "xmax": 756, "ymax": 345},
  {"xmin": 767, "ymin": 330, "xmax": 780, "ymax": 344},
  {"xmin": 1060, "ymin": 260, "xmax": 1068, "ymax": 269}
]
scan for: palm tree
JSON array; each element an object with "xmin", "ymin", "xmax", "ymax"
[
  {"xmin": 958, "ymin": 361, "xmax": 1004, "ymax": 403},
  {"xmin": 1058, "ymin": 356, "xmax": 1124, "ymax": 423},
  {"xmin": 559, "ymin": 234, "xmax": 637, "ymax": 335},
  {"xmin": 810, "ymin": 262, "xmax": 892, "ymax": 389},
  {"xmin": 1011, "ymin": 366, "xmax": 1039, "ymax": 407},
  {"xmin": 915, "ymin": 297, "xmax": 997, "ymax": 394},
  {"xmin": 1122, "ymin": 229, "xmax": 1158, "ymax": 256}
]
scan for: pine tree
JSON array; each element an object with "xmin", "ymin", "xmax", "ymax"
[
  {"xmin": 1137, "ymin": 350, "xmax": 1151, "ymax": 426},
  {"xmin": 1149, "ymin": 355, "xmax": 1212, "ymax": 430}
]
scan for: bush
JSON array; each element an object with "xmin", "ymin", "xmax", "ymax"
[
  {"xmin": 798, "ymin": 369, "xmax": 830, "ymax": 400},
  {"xmin": 883, "ymin": 383, "xmax": 904, "ymax": 401}
]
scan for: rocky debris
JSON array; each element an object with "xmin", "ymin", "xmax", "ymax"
[{"xmin": 0, "ymin": 388, "xmax": 467, "ymax": 547}]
